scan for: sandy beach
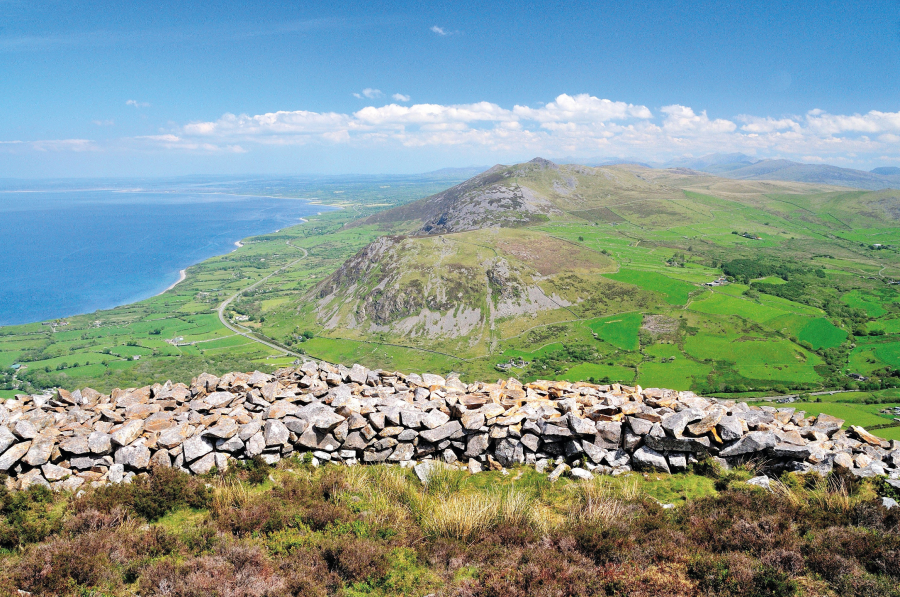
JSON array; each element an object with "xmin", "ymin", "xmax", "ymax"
[{"xmin": 162, "ymin": 269, "xmax": 186, "ymax": 293}]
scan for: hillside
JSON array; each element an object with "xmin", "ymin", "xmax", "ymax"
[{"xmin": 700, "ymin": 158, "xmax": 900, "ymax": 190}]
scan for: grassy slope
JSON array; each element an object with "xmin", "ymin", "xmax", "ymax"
[
  {"xmin": 2, "ymin": 461, "xmax": 897, "ymax": 597},
  {"xmin": 2, "ymin": 164, "xmax": 900, "ymax": 436}
]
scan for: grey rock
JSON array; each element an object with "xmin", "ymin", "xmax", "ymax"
[
  {"xmin": 245, "ymin": 431, "xmax": 265, "ymax": 457},
  {"xmin": 605, "ymin": 449, "xmax": 630, "ymax": 468},
  {"xmin": 719, "ymin": 431, "xmax": 777, "ymax": 457},
  {"xmin": 298, "ymin": 427, "xmax": 339, "ymax": 452},
  {"xmin": 108, "ymin": 463, "xmax": 125, "ymax": 483},
  {"xmin": 182, "ymin": 435, "xmax": 214, "ymax": 462},
  {"xmin": 111, "ymin": 420, "xmax": 144, "ymax": 446},
  {"xmin": 189, "ymin": 452, "xmax": 217, "ymax": 474},
  {"xmin": 716, "ymin": 416, "xmax": 744, "ymax": 442},
  {"xmin": 548, "ymin": 463, "xmax": 569, "ymax": 482},
  {"xmin": 668, "ymin": 453, "xmax": 688, "ymax": 471},
  {"xmin": 632, "ymin": 446, "xmax": 670, "ymax": 473},
  {"xmin": 23, "ymin": 436, "xmax": 54, "ymax": 467},
  {"xmin": 150, "ymin": 449, "xmax": 172, "ymax": 468},
  {"xmin": 13, "ymin": 420, "xmax": 38, "ymax": 440},
  {"xmin": 570, "ymin": 467, "xmax": 593, "ymax": 480},
  {"xmin": 115, "ymin": 445, "xmax": 151, "ymax": 469},
  {"xmin": 521, "ymin": 433, "xmax": 541, "ymax": 452},
  {"xmin": 283, "ymin": 417, "xmax": 309, "ymax": 435},
  {"xmin": 88, "ymin": 431, "xmax": 112, "ymax": 454},
  {"xmin": 771, "ymin": 443, "xmax": 812, "ymax": 460},
  {"xmin": 645, "ymin": 434, "xmax": 710, "ymax": 453},
  {"xmin": 465, "ymin": 433, "xmax": 489, "ymax": 458},
  {"xmin": 747, "ymin": 476, "xmax": 772, "ymax": 491},
  {"xmin": 58, "ymin": 435, "xmax": 90, "ymax": 455},
  {"xmin": 422, "ymin": 410, "xmax": 450, "ymax": 429},
  {"xmin": 311, "ymin": 409, "xmax": 345, "ymax": 431},
  {"xmin": 420, "ymin": 421, "xmax": 462, "ymax": 443},
  {"xmin": 594, "ymin": 421, "xmax": 622, "ymax": 449},
  {"xmin": 216, "ymin": 436, "xmax": 244, "ymax": 452},
  {"xmin": 0, "ymin": 426, "xmax": 15, "ymax": 454},
  {"xmin": 41, "ymin": 463, "xmax": 72, "ymax": 481},
  {"xmin": 627, "ymin": 417, "xmax": 654, "ymax": 436},
  {"xmin": 661, "ymin": 409, "xmax": 703, "ymax": 436},
  {"xmin": 389, "ymin": 443, "xmax": 415, "ymax": 461},
  {"xmin": 568, "ymin": 415, "xmax": 596, "ymax": 436},
  {"xmin": 882, "ymin": 497, "xmax": 898, "ymax": 510},
  {"xmin": 204, "ymin": 418, "xmax": 239, "ymax": 439},
  {"xmin": 264, "ymin": 420, "xmax": 290, "ymax": 446}
]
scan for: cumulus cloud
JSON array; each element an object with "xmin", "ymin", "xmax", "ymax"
[
  {"xmin": 163, "ymin": 97, "xmax": 900, "ymax": 165},
  {"xmin": 126, "ymin": 99, "xmax": 150, "ymax": 108},
  {"xmin": 514, "ymin": 94, "xmax": 652, "ymax": 123},
  {"xmin": 737, "ymin": 115, "xmax": 800, "ymax": 133},
  {"xmin": 805, "ymin": 109, "xmax": 900, "ymax": 135},
  {"xmin": 430, "ymin": 26, "xmax": 448, "ymax": 35},
  {"xmin": 22, "ymin": 94, "xmax": 900, "ymax": 166},
  {"xmin": 353, "ymin": 88, "xmax": 383, "ymax": 99},
  {"xmin": 660, "ymin": 105, "xmax": 736, "ymax": 135}
]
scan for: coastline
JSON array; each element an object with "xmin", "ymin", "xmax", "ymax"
[{"xmin": 161, "ymin": 269, "xmax": 187, "ymax": 294}]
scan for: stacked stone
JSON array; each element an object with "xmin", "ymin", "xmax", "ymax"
[{"xmin": 0, "ymin": 361, "xmax": 898, "ymax": 491}]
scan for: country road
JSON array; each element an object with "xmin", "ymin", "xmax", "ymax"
[{"xmin": 216, "ymin": 241, "xmax": 306, "ymax": 358}]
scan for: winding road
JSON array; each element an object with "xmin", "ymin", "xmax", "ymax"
[{"xmin": 216, "ymin": 241, "xmax": 306, "ymax": 358}]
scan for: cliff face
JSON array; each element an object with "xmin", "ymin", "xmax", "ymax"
[{"xmin": 1, "ymin": 361, "xmax": 897, "ymax": 491}]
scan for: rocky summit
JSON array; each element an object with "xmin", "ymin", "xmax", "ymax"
[{"xmin": 1, "ymin": 362, "xmax": 898, "ymax": 491}]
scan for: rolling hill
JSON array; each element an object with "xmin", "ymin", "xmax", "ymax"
[{"xmin": 268, "ymin": 158, "xmax": 900, "ymax": 392}]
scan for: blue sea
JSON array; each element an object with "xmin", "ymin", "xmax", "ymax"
[{"xmin": 0, "ymin": 188, "xmax": 332, "ymax": 326}]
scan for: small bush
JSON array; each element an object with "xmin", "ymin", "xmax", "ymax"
[
  {"xmin": 77, "ymin": 466, "xmax": 212, "ymax": 522},
  {"xmin": 0, "ymin": 484, "xmax": 64, "ymax": 548}
]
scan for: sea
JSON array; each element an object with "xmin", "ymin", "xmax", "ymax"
[{"xmin": 0, "ymin": 187, "xmax": 333, "ymax": 326}]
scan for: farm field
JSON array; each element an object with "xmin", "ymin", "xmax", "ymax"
[{"xmin": 0, "ymin": 162, "xmax": 898, "ymax": 406}]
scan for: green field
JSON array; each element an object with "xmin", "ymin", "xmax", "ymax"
[
  {"xmin": 2, "ymin": 162, "xmax": 899, "ymax": 401},
  {"xmin": 604, "ymin": 270, "xmax": 696, "ymax": 305},
  {"xmin": 587, "ymin": 312, "xmax": 642, "ymax": 350}
]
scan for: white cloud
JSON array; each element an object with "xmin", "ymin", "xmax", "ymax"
[
  {"xmin": 661, "ymin": 105, "xmax": 736, "ymax": 135},
  {"xmin": 17, "ymin": 94, "xmax": 897, "ymax": 166},
  {"xmin": 126, "ymin": 99, "xmax": 150, "ymax": 108},
  {"xmin": 514, "ymin": 93, "xmax": 652, "ymax": 123},
  {"xmin": 353, "ymin": 88, "xmax": 383, "ymax": 99},
  {"xmin": 165, "ymin": 98, "xmax": 900, "ymax": 166},
  {"xmin": 805, "ymin": 109, "xmax": 900, "ymax": 135},
  {"xmin": 737, "ymin": 115, "xmax": 800, "ymax": 133},
  {"xmin": 431, "ymin": 26, "xmax": 448, "ymax": 36},
  {"xmin": 32, "ymin": 139, "xmax": 96, "ymax": 152}
]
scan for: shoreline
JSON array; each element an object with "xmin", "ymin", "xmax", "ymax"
[{"xmin": 161, "ymin": 269, "xmax": 187, "ymax": 294}]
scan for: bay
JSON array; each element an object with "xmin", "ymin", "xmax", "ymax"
[{"xmin": 0, "ymin": 190, "xmax": 333, "ymax": 326}]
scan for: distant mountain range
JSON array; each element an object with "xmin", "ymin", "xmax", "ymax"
[{"xmin": 555, "ymin": 153, "xmax": 900, "ymax": 191}]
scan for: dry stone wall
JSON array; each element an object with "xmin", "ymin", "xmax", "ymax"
[{"xmin": 1, "ymin": 361, "xmax": 899, "ymax": 491}]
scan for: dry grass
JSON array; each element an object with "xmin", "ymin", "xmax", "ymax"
[{"xmin": 566, "ymin": 477, "xmax": 641, "ymax": 524}]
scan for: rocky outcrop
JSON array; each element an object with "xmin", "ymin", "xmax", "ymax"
[{"xmin": 1, "ymin": 363, "xmax": 898, "ymax": 490}]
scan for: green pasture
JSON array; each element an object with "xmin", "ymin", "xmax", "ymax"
[
  {"xmin": 797, "ymin": 318, "xmax": 847, "ymax": 349},
  {"xmin": 551, "ymin": 363, "xmax": 635, "ymax": 384},
  {"xmin": 767, "ymin": 401, "xmax": 900, "ymax": 432},
  {"xmin": 586, "ymin": 312, "xmax": 642, "ymax": 351},
  {"xmin": 604, "ymin": 269, "xmax": 696, "ymax": 305},
  {"xmin": 638, "ymin": 360, "xmax": 711, "ymax": 391}
]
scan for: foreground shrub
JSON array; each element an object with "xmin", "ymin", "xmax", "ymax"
[
  {"xmin": 0, "ymin": 484, "xmax": 64, "ymax": 548},
  {"xmin": 77, "ymin": 466, "xmax": 212, "ymax": 522},
  {"xmin": 13, "ymin": 531, "xmax": 124, "ymax": 595}
]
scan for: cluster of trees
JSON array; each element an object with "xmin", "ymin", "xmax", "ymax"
[{"xmin": 722, "ymin": 257, "xmax": 808, "ymax": 283}]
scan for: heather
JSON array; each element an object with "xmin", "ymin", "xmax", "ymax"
[{"xmin": 1, "ymin": 462, "xmax": 899, "ymax": 597}]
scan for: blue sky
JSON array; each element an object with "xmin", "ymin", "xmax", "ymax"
[{"xmin": 1, "ymin": 0, "xmax": 899, "ymax": 177}]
